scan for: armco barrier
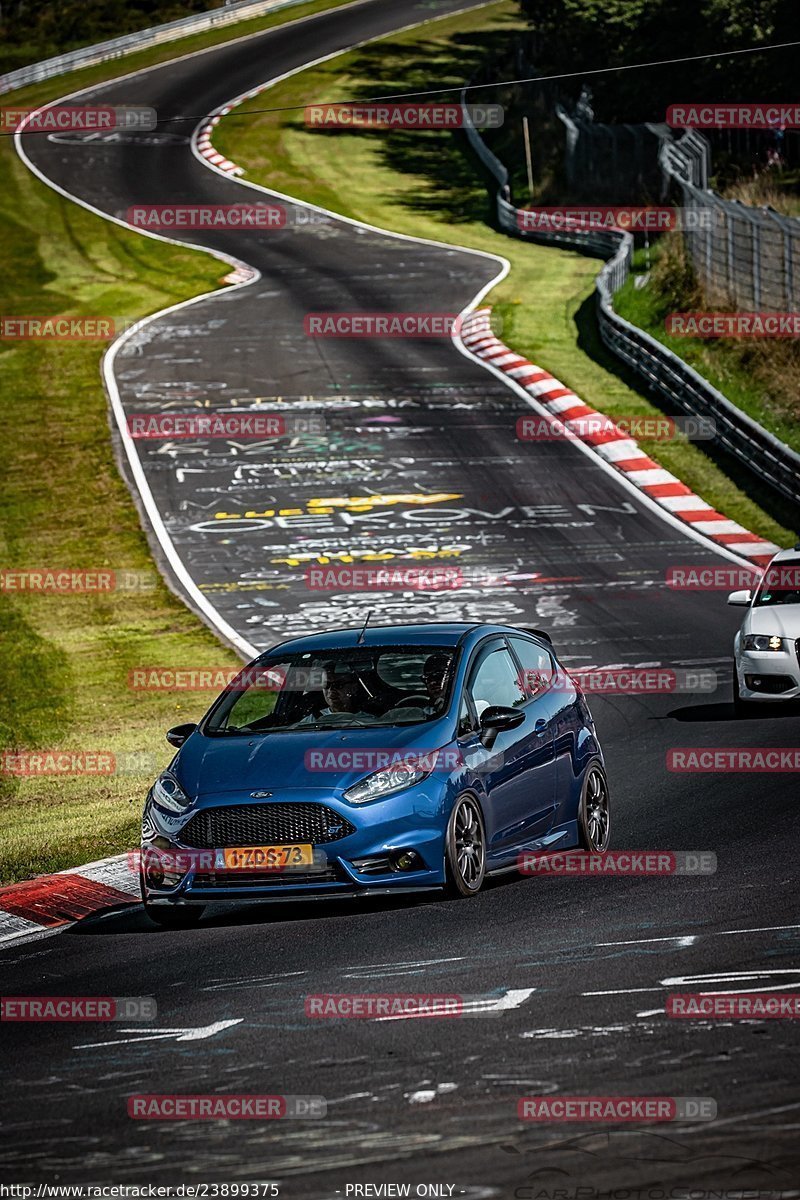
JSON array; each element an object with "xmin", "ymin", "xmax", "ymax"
[
  {"xmin": 461, "ymin": 90, "xmax": 800, "ymax": 510},
  {"xmin": 0, "ymin": 0, "xmax": 314, "ymax": 94}
]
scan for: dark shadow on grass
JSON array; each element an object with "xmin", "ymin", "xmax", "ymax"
[{"xmin": 292, "ymin": 24, "xmax": 522, "ymax": 226}]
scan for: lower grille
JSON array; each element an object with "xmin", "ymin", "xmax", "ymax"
[
  {"xmin": 181, "ymin": 802, "xmax": 356, "ymax": 849},
  {"xmin": 191, "ymin": 865, "xmax": 343, "ymax": 889},
  {"xmin": 744, "ymin": 674, "xmax": 795, "ymax": 694}
]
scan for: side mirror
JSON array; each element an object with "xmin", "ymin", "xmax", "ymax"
[
  {"xmin": 166, "ymin": 723, "xmax": 197, "ymax": 748},
  {"xmin": 479, "ymin": 705, "xmax": 525, "ymax": 746},
  {"xmin": 726, "ymin": 590, "xmax": 752, "ymax": 606}
]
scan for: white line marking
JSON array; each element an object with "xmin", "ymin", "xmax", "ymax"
[
  {"xmin": 582, "ymin": 987, "xmax": 663, "ymax": 996},
  {"xmin": 376, "ymin": 987, "xmax": 535, "ymax": 1021},
  {"xmin": 75, "ymin": 1017, "xmax": 243, "ymax": 1048},
  {"xmin": 597, "ymin": 924, "xmax": 800, "ymax": 946}
]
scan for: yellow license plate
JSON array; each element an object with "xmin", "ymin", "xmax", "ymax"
[{"xmin": 223, "ymin": 844, "xmax": 313, "ymax": 871}]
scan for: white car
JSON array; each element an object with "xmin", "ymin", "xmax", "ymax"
[{"xmin": 728, "ymin": 544, "xmax": 800, "ymax": 712}]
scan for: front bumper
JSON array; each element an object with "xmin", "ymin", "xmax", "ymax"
[
  {"xmin": 141, "ymin": 784, "xmax": 449, "ymax": 904},
  {"xmin": 736, "ymin": 646, "xmax": 800, "ymax": 702}
]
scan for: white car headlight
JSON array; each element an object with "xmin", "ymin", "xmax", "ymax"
[
  {"xmin": 743, "ymin": 634, "xmax": 786, "ymax": 652},
  {"xmin": 151, "ymin": 771, "xmax": 192, "ymax": 813},
  {"xmin": 344, "ymin": 759, "xmax": 432, "ymax": 805}
]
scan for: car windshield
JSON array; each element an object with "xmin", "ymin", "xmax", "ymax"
[
  {"xmin": 204, "ymin": 645, "xmax": 457, "ymax": 735},
  {"xmin": 754, "ymin": 561, "xmax": 800, "ymax": 606}
]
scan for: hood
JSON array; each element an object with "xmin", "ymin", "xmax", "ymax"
[
  {"xmin": 173, "ymin": 720, "xmax": 453, "ymax": 797},
  {"xmin": 743, "ymin": 604, "xmax": 800, "ymax": 639}
]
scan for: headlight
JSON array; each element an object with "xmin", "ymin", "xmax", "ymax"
[
  {"xmin": 344, "ymin": 759, "xmax": 432, "ymax": 805},
  {"xmin": 150, "ymin": 771, "xmax": 192, "ymax": 813},
  {"xmin": 743, "ymin": 634, "xmax": 785, "ymax": 652}
]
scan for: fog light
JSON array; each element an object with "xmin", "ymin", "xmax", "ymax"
[{"xmin": 393, "ymin": 850, "xmax": 423, "ymax": 872}]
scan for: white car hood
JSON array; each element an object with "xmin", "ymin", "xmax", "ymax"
[{"xmin": 743, "ymin": 603, "xmax": 800, "ymax": 639}]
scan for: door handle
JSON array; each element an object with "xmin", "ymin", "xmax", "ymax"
[{"xmin": 534, "ymin": 718, "xmax": 548, "ymax": 733}]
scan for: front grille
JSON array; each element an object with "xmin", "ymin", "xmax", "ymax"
[
  {"xmin": 181, "ymin": 802, "xmax": 356, "ymax": 849},
  {"xmin": 191, "ymin": 865, "xmax": 344, "ymax": 889}
]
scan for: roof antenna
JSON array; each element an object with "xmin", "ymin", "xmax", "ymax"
[{"xmin": 356, "ymin": 609, "xmax": 372, "ymax": 645}]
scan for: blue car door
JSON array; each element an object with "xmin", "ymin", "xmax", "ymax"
[{"xmin": 457, "ymin": 638, "xmax": 558, "ymax": 861}]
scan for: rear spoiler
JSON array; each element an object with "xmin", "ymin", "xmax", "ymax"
[{"xmin": 518, "ymin": 627, "xmax": 552, "ymax": 646}]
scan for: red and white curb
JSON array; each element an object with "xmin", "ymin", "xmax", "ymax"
[
  {"xmin": 0, "ymin": 854, "xmax": 137, "ymax": 947},
  {"xmin": 196, "ymin": 108, "xmax": 245, "ymax": 175},
  {"xmin": 460, "ymin": 309, "xmax": 782, "ymax": 567},
  {"xmin": 195, "ymin": 82, "xmax": 276, "ymax": 174}
]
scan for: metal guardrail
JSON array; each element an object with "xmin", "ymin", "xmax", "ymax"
[
  {"xmin": 660, "ymin": 134, "xmax": 800, "ymax": 311},
  {"xmin": 460, "ymin": 91, "xmax": 800, "ymax": 510},
  {"xmin": 0, "ymin": 0, "xmax": 310, "ymax": 95},
  {"xmin": 595, "ymin": 267, "xmax": 800, "ymax": 508}
]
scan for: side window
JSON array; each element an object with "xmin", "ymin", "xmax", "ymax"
[
  {"xmin": 467, "ymin": 646, "xmax": 527, "ymax": 718},
  {"xmin": 509, "ymin": 637, "xmax": 556, "ymax": 699}
]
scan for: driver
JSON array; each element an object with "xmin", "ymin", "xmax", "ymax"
[
  {"xmin": 300, "ymin": 662, "xmax": 373, "ymax": 723},
  {"xmin": 422, "ymin": 653, "xmax": 451, "ymax": 714}
]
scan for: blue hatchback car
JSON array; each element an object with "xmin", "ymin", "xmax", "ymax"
[{"xmin": 139, "ymin": 622, "xmax": 610, "ymax": 925}]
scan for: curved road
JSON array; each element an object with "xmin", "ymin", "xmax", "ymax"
[{"xmin": 3, "ymin": 0, "xmax": 799, "ymax": 1192}]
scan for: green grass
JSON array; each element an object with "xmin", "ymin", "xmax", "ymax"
[
  {"xmin": 0, "ymin": 0, "xmax": 364, "ymax": 885},
  {"xmin": 215, "ymin": 0, "xmax": 796, "ymax": 547},
  {"xmin": 0, "ymin": 130, "xmax": 247, "ymax": 883}
]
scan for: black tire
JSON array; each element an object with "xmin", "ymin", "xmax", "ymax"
[
  {"xmin": 578, "ymin": 764, "xmax": 611, "ymax": 852},
  {"xmin": 140, "ymin": 874, "xmax": 205, "ymax": 927},
  {"xmin": 444, "ymin": 795, "xmax": 487, "ymax": 897}
]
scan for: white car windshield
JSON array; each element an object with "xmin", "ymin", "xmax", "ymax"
[{"xmin": 754, "ymin": 560, "xmax": 800, "ymax": 607}]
